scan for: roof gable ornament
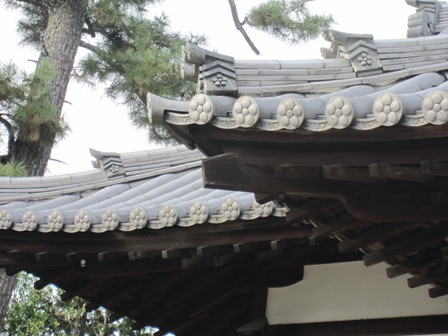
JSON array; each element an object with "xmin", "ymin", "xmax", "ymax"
[
  {"xmin": 182, "ymin": 43, "xmax": 237, "ymax": 96},
  {"xmin": 322, "ymin": 29, "xmax": 383, "ymax": 76},
  {"xmin": 90, "ymin": 149, "xmax": 125, "ymax": 178}
]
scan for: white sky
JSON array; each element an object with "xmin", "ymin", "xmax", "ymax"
[{"xmin": 0, "ymin": 1, "xmax": 415, "ymax": 175}]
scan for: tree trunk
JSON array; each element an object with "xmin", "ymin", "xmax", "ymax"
[
  {"xmin": 0, "ymin": 270, "xmax": 16, "ymax": 329},
  {"xmin": 14, "ymin": 0, "xmax": 88, "ymax": 176},
  {"xmin": 1, "ymin": 0, "xmax": 88, "ymax": 324},
  {"xmin": 74, "ymin": 310, "xmax": 87, "ymax": 336}
]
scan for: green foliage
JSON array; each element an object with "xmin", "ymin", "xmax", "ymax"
[
  {"xmin": 74, "ymin": 10, "xmax": 203, "ymax": 144},
  {"xmin": 248, "ymin": 0, "xmax": 334, "ymax": 44},
  {"xmin": 1, "ymin": 272, "xmax": 157, "ymax": 336},
  {"xmin": 0, "ymin": 161, "xmax": 26, "ymax": 177},
  {"xmin": 0, "ymin": 59, "xmax": 68, "ymax": 149}
]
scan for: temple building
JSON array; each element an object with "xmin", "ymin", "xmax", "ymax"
[{"xmin": 1, "ymin": 0, "xmax": 448, "ymax": 335}]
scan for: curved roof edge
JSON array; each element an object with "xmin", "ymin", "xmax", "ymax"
[{"xmin": 0, "ymin": 145, "xmax": 287, "ymax": 234}]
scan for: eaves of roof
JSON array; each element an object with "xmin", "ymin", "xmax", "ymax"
[{"xmin": 0, "ymin": 145, "xmax": 286, "ymax": 234}]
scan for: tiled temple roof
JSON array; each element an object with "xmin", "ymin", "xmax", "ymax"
[
  {"xmin": 149, "ymin": 1, "xmax": 448, "ymax": 137},
  {"xmin": 0, "ymin": 145, "xmax": 285, "ymax": 234}
]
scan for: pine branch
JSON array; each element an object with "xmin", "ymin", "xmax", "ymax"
[
  {"xmin": 227, "ymin": 0, "xmax": 260, "ymax": 55},
  {"xmin": 78, "ymin": 40, "xmax": 102, "ymax": 56}
]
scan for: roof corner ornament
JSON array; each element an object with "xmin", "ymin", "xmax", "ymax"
[
  {"xmin": 323, "ymin": 29, "xmax": 383, "ymax": 76},
  {"xmin": 182, "ymin": 43, "xmax": 237, "ymax": 95},
  {"xmin": 147, "ymin": 92, "xmax": 190, "ymax": 126},
  {"xmin": 406, "ymin": 0, "xmax": 441, "ymax": 37}
]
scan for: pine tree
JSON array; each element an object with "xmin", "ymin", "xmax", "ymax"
[{"xmin": 0, "ymin": 0, "xmax": 201, "ymax": 327}]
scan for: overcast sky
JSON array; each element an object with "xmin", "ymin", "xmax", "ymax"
[{"xmin": 0, "ymin": 1, "xmax": 415, "ymax": 175}]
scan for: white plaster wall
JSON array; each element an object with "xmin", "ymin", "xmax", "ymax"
[{"xmin": 266, "ymin": 261, "xmax": 448, "ymax": 325}]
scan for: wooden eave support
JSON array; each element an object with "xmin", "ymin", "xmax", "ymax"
[
  {"xmin": 85, "ymin": 279, "xmax": 149, "ymax": 313},
  {"xmin": 60, "ymin": 278, "xmax": 105, "ymax": 302},
  {"xmin": 386, "ymin": 246, "xmax": 443, "ymax": 278},
  {"xmin": 429, "ymin": 285, "xmax": 448, "ymax": 298},
  {"xmin": 311, "ymin": 213, "xmax": 363, "ymax": 241},
  {"xmin": 285, "ymin": 198, "xmax": 343, "ymax": 225},
  {"xmin": 407, "ymin": 266, "xmax": 448, "ymax": 288},
  {"xmin": 33, "ymin": 267, "xmax": 73, "ymax": 290},
  {"xmin": 108, "ymin": 271, "xmax": 194, "ymax": 322},
  {"xmin": 363, "ymin": 222, "xmax": 448, "ymax": 266},
  {"xmin": 339, "ymin": 222, "xmax": 423, "ymax": 253}
]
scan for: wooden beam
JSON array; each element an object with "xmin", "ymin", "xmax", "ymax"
[
  {"xmin": 189, "ymin": 122, "xmax": 448, "ymax": 145},
  {"xmin": 202, "ymin": 153, "xmax": 354, "ymax": 198},
  {"xmin": 339, "ymin": 222, "xmax": 422, "ymax": 253},
  {"xmin": 108, "ymin": 271, "xmax": 193, "ymax": 321},
  {"xmin": 60, "ymin": 278, "xmax": 105, "ymax": 302},
  {"xmin": 421, "ymin": 161, "xmax": 448, "ymax": 176},
  {"xmin": 369, "ymin": 164, "xmax": 433, "ymax": 182},
  {"xmin": 33, "ymin": 267, "xmax": 73, "ymax": 290},
  {"xmin": 274, "ymin": 315, "xmax": 448, "ymax": 336},
  {"xmin": 233, "ymin": 242, "xmax": 269, "ymax": 254},
  {"xmin": 324, "ymin": 165, "xmax": 385, "ymax": 183},
  {"xmin": 407, "ymin": 266, "xmax": 448, "ymax": 288},
  {"xmin": 196, "ymin": 245, "xmax": 233, "ymax": 256},
  {"xmin": 85, "ymin": 279, "xmax": 151, "ymax": 312},
  {"xmin": 345, "ymin": 192, "xmax": 448, "ymax": 222},
  {"xmin": 386, "ymin": 247, "xmax": 443, "ymax": 278},
  {"xmin": 311, "ymin": 213, "xmax": 363, "ymax": 241}
]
